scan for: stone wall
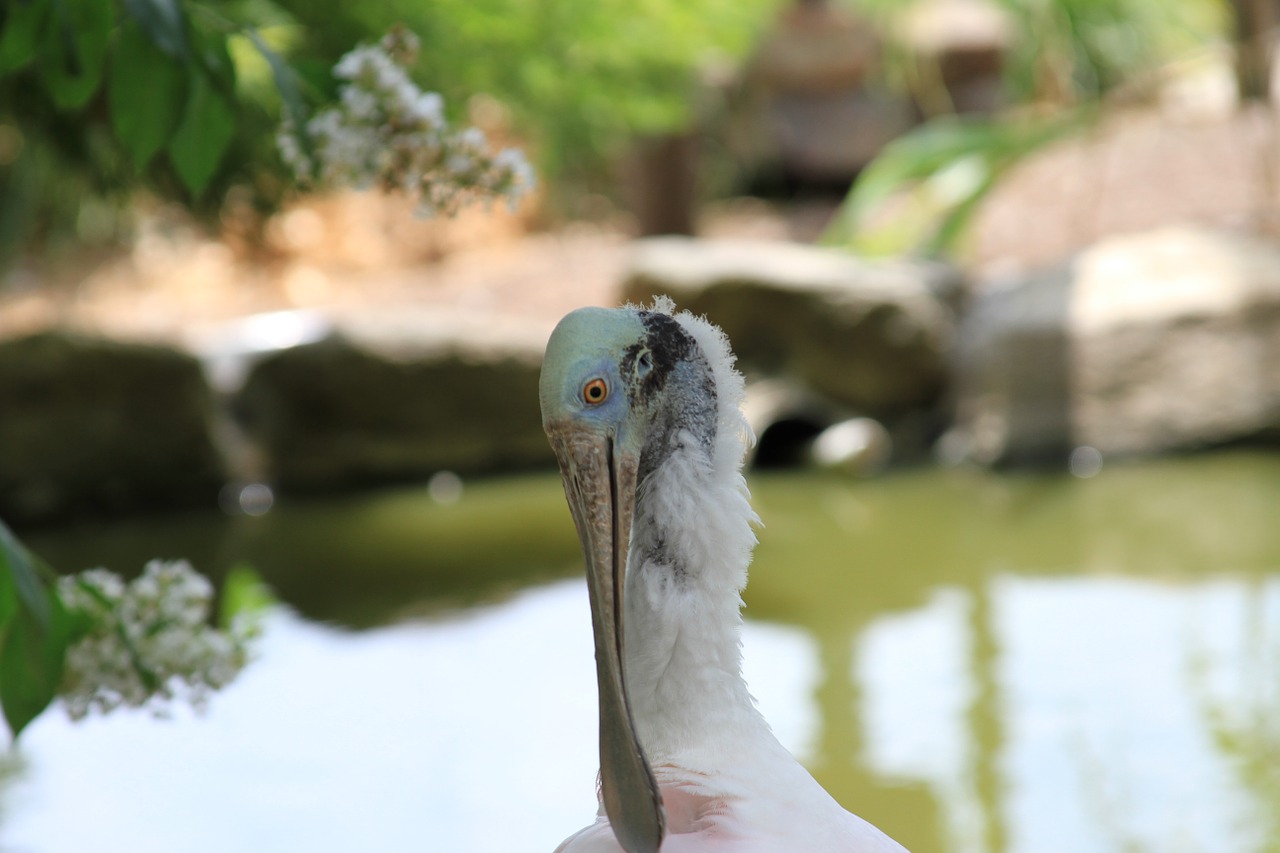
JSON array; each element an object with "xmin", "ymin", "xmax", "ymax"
[
  {"xmin": 6, "ymin": 224, "xmax": 1280, "ymax": 524},
  {"xmin": 949, "ymin": 226, "xmax": 1280, "ymax": 465},
  {"xmin": 0, "ymin": 332, "xmax": 225, "ymax": 525}
]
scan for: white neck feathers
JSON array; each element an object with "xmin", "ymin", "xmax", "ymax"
[{"xmin": 621, "ymin": 301, "xmax": 766, "ymax": 761}]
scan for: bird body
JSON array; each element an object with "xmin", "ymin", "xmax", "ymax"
[
  {"xmin": 556, "ymin": 747, "xmax": 906, "ymax": 853},
  {"xmin": 541, "ymin": 299, "xmax": 907, "ymax": 853}
]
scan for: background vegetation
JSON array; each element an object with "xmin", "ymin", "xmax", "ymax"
[
  {"xmin": 0, "ymin": 0, "xmax": 779, "ymax": 267},
  {"xmin": 0, "ymin": 0, "xmax": 1254, "ymax": 267},
  {"xmin": 826, "ymin": 0, "xmax": 1234, "ymax": 257}
]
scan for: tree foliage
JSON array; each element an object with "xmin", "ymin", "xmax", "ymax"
[
  {"xmin": 269, "ymin": 0, "xmax": 777, "ymax": 191},
  {"xmin": 0, "ymin": 0, "xmax": 270, "ymax": 196},
  {"xmin": 0, "ymin": 0, "xmax": 305, "ymax": 262},
  {"xmin": 0, "ymin": 0, "xmax": 778, "ymax": 262}
]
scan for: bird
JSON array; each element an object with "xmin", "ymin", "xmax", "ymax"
[{"xmin": 539, "ymin": 298, "xmax": 908, "ymax": 853}]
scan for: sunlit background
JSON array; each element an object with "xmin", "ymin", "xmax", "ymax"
[{"xmin": 3, "ymin": 0, "xmax": 1280, "ymax": 851}]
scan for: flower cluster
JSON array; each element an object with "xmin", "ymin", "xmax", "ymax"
[
  {"xmin": 277, "ymin": 27, "xmax": 535, "ymax": 216},
  {"xmin": 57, "ymin": 560, "xmax": 258, "ymax": 720}
]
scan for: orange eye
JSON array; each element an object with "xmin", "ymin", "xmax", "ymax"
[{"xmin": 582, "ymin": 378, "xmax": 609, "ymax": 405}]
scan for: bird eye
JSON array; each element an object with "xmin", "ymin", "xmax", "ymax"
[{"xmin": 582, "ymin": 378, "xmax": 609, "ymax": 405}]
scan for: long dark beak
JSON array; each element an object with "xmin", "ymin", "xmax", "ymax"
[{"xmin": 546, "ymin": 422, "xmax": 665, "ymax": 853}]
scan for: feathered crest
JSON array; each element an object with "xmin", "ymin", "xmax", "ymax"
[{"xmin": 631, "ymin": 296, "xmax": 755, "ymax": 471}]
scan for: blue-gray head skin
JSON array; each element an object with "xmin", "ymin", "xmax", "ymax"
[{"xmin": 540, "ymin": 304, "xmax": 717, "ymax": 853}]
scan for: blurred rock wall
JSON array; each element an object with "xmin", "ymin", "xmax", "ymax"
[{"xmin": 6, "ymin": 223, "xmax": 1280, "ymax": 526}]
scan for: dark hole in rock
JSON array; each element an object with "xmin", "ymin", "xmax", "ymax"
[{"xmin": 753, "ymin": 416, "xmax": 826, "ymax": 469}]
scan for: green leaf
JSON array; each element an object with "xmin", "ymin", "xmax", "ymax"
[
  {"xmin": 0, "ymin": 545, "xmax": 20, "ymax": 637},
  {"xmin": 822, "ymin": 112, "xmax": 1093, "ymax": 257},
  {"xmin": 0, "ymin": 519, "xmax": 50, "ymax": 631},
  {"xmin": 0, "ymin": 587, "xmax": 69, "ymax": 740},
  {"xmin": 0, "ymin": 0, "xmax": 51, "ymax": 74},
  {"xmin": 246, "ymin": 29, "xmax": 308, "ymax": 136},
  {"xmin": 109, "ymin": 20, "xmax": 187, "ymax": 170},
  {"xmin": 37, "ymin": 0, "xmax": 113, "ymax": 110},
  {"xmin": 121, "ymin": 0, "xmax": 187, "ymax": 61},
  {"xmin": 191, "ymin": 23, "xmax": 235, "ymax": 92},
  {"xmin": 167, "ymin": 71, "xmax": 235, "ymax": 196},
  {"xmin": 0, "ymin": 518, "xmax": 67, "ymax": 739},
  {"xmin": 218, "ymin": 562, "xmax": 273, "ymax": 631}
]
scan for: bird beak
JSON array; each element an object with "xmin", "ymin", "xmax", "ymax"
[{"xmin": 546, "ymin": 422, "xmax": 665, "ymax": 853}]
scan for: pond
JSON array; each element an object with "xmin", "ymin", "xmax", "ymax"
[{"xmin": 5, "ymin": 449, "xmax": 1279, "ymax": 853}]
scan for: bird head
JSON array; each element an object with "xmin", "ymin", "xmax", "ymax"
[{"xmin": 540, "ymin": 303, "xmax": 720, "ymax": 853}]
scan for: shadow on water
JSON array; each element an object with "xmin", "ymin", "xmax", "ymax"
[
  {"xmin": 23, "ymin": 449, "xmax": 1280, "ymax": 629},
  {"xmin": 9, "ymin": 449, "xmax": 1280, "ymax": 853},
  {"xmin": 22, "ymin": 473, "xmax": 582, "ymax": 628}
]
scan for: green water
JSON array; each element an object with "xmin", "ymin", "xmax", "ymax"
[
  {"xmin": 16, "ymin": 449, "xmax": 1280, "ymax": 852},
  {"xmin": 28, "ymin": 448, "xmax": 1278, "ymax": 624}
]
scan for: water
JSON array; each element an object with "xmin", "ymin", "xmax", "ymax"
[{"xmin": 5, "ymin": 450, "xmax": 1280, "ymax": 853}]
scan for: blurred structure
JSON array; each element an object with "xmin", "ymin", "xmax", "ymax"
[
  {"xmin": 899, "ymin": 0, "xmax": 1012, "ymax": 116},
  {"xmin": 1229, "ymin": 0, "xmax": 1279, "ymax": 101},
  {"xmin": 735, "ymin": 0, "xmax": 915, "ymax": 194},
  {"xmin": 626, "ymin": 132, "xmax": 702, "ymax": 237},
  {"xmin": 626, "ymin": 0, "xmax": 1014, "ymax": 236}
]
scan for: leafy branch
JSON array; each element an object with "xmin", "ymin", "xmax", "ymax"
[
  {"xmin": 0, "ymin": 1, "xmax": 533, "ymax": 210},
  {"xmin": 0, "ymin": 518, "xmax": 265, "ymax": 740},
  {"xmin": 0, "ymin": 0, "xmax": 296, "ymax": 197}
]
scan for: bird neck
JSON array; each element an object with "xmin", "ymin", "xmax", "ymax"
[{"xmin": 623, "ymin": 435, "xmax": 767, "ymax": 761}]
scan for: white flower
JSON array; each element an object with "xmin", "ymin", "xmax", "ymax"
[
  {"xmin": 333, "ymin": 45, "xmax": 379, "ymax": 81},
  {"xmin": 458, "ymin": 126, "xmax": 487, "ymax": 150},
  {"xmin": 446, "ymin": 151, "xmax": 475, "ymax": 175},
  {"xmin": 372, "ymin": 53, "xmax": 409, "ymax": 94},
  {"xmin": 340, "ymin": 86, "xmax": 380, "ymax": 122},
  {"xmin": 276, "ymin": 123, "xmax": 314, "ymax": 180},
  {"xmin": 57, "ymin": 560, "xmax": 259, "ymax": 721},
  {"xmin": 275, "ymin": 29, "xmax": 535, "ymax": 216},
  {"xmin": 495, "ymin": 147, "xmax": 536, "ymax": 191},
  {"xmin": 410, "ymin": 92, "xmax": 444, "ymax": 126}
]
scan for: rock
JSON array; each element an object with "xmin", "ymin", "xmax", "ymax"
[
  {"xmin": 809, "ymin": 417, "xmax": 892, "ymax": 476},
  {"xmin": 741, "ymin": 380, "xmax": 895, "ymax": 474},
  {"xmin": 0, "ymin": 332, "xmax": 225, "ymax": 525},
  {"xmin": 950, "ymin": 226, "xmax": 1280, "ymax": 465},
  {"xmin": 742, "ymin": 378, "xmax": 851, "ymax": 468},
  {"xmin": 235, "ymin": 311, "xmax": 554, "ymax": 493},
  {"xmin": 622, "ymin": 237, "xmax": 960, "ymax": 415}
]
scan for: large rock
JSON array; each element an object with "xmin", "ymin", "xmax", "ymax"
[
  {"xmin": 0, "ymin": 332, "xmax": 226, "ymax": 525},
  {"xmin": 622, "ymin": 237, "xmax": 959, "ymax": 415},
  {"xmin": 235, "ymin": 311, "xmax": 553, "ymax": 492},
  {"xmin": 950, "ymin": 226, "xmax": 1280, "ymax": 465}
]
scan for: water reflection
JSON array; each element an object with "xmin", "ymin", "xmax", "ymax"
[
  {"xmin": 2, "ymin": 586, "xmax": 598, "ymax": 852},
  {"xmin": 0, "ymin": 584, "xmax": 820, "ymax": 853},
  {"xmin": 4, "ymin": 450, "xmax": 1279, "ymax": 852},
  {"xmin": 858, "ymin": 577, "xmax": 1280, "ymax": 853}
]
